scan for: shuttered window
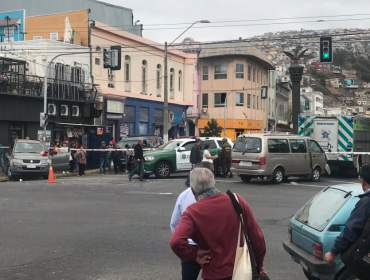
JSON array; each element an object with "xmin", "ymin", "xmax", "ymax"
[
  {"xmin": 124, "ymin": 105, "xmax": 135, "ymax": 123},
  {"xmin": 154, "ymin": 109, "xmax": 163, "ymax": 122},
  {"xmin": 139, "ymin": 107, "xmax": 149, "ymax": 122}
]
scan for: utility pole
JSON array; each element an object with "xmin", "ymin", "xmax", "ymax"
[
  {"xmin": 4, "ymin": 16, "xmax": 11, "ymax": 42},
  {"xmin": 163, "ymin": 42, "xmax": 169, "ymax": 143}
]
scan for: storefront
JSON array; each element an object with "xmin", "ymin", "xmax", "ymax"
[{"xmin": 101, "ymin": 98, "xmax": 124, "ymax": 141}]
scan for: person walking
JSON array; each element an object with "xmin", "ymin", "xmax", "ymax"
[
  {"xmin": 220, "ymin": 138, "xmax": 233, "ymax": 178},
  {"xmin": 124, "ymin": 144, "xmax": 132, "ymax": 173},
  {"xmin": 128, "ymin": 139, "xmax": 145, "ymax": 181},
  {"xmin": 112, "ymin": 143, "xmax": 124, "ymax": 174},
  {"xmin": 324, "ymin": 163, "xmax": 370, "ymax": 279},
  {"xmin": 0, "ymin": 143, "xmax": 5, "ymax": 173},
  {"xmin": 171, "ymin": 162, "xmax": 214, "ymax": 280},
  {"xmin": 107, "ymin": 141, "xmax": 114, "ymax": 174},
  {"xmin": 185, "ymin": 138, "xmax": 202, "ymax": 186},
  {"xmin": 99, "ymin": 141, "xmax": 108, "ymax": 175},
  {"xmin": 77, "ymin": 146, "xmax": 87, "ymax": 176},
  {"xmin": 170, "ymin": 168, "xmax": 267, "ymax": 280}
]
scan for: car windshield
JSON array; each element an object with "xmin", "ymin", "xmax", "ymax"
[
  {"xmin": 233, "ymin": 137, "xmax": 262, "ymax": 153},
  {"xmin": 159, "ymin": 141, "xmax": 184, "ymax": 150},
  {"xmin": 295, "ymin": 188, "xmax": 351, "ymax": 231},
  {"xmin": 14, "ymin": 142, "xmax": 45, "ymax": 154}
]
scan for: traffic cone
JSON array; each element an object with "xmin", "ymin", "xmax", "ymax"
[{"xmin": 47, "ymin": 166, "xmax": 56, "ymax": 183}]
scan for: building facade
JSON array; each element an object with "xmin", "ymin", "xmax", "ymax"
[
  {"xmin": 300, "ymin": 87, "xmax": 324, "ymax": 115},
  {"xmin": 198, "ymin": 42, "xmax": 275, "ymax": 140},
  {"xmin": 91, "ymin": 22, "xmax": 196, "ymax": 140},
  {"xmin": 275, "ymin": 83, "xmax": 291, "ymax": 130},
  {"xmin": 0, "ymin": 10, "xmax": 26, "ymax": 43},
  {"xmin": 267, "ymin": 70, "xmax": 276, "ymax": 131}
]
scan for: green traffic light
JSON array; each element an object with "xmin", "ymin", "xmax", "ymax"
[
  {"xmin": 323, "ymin": 53, "xmax": 329, "ymax": 59},
  {"xmin": 306, "ymin": 106, "xmax": 309, "ymax": 109}
]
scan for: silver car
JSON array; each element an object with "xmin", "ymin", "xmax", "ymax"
[
  {"xmin": 6, "ymin": 140, "xmax": 70, "ymax": 180},
  {"xmin": 231, "ymin": 134, "xmax": 327, "ymax": 184}
]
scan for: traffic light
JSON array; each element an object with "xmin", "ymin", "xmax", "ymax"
[
  {"xmin": 103, "ymin": 49, "xmax": 111, "ymax": 69},
  {"xmin": 40, "ymin": 112, "xmax": 48, "ymax": 128},
  {"xmin": 305, "ymin": 100, "xmax": 310, "ymax": 110},
  {"xmin": 320, "ymin": 36, "xmax": 333, "ymax": 63},
  {"xmin": 103, "ymin": 46, "xmax": 122, "ymax": 70}
]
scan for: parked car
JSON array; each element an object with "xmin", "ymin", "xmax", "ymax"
[
  {"xmin": 143, "ymin": 137, "xmax": 233, "ymax": 179},
  {"xmin": 5, "ymin": 140, "xmax": 69, "ymax": 180},
  {"xmin": 231, "ymin": 133, "xmax": 328, "ymax": 184},
  {"xmin": 283, "ymin": 184, "xmax": 363, "ymax": 280}
]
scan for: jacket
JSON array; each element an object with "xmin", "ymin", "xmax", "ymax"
[
  {"xmin": 99, "ymin": 146, "xmax": 108, "ymax": 158},
  {"xmin": 112, "ymin": 148, "xmax": 124, "ymax": 159},
  {"xmin": 190, "ymin": 144, "xmax": 202, "ymax": 165},
  {"xmin": 106, "ymin": 145, "xmax": 114, "ymax": 158},
  {"xmin": 134, "ymin": 144, "xmax": 144, "ymax": 160},
  {"xmin": 220, "ymin": 142, "xmax": 232, "ymax": 160},
  {"xmin": 169, "ymin": 193, "xmax": 266, "ymax": 279},
  {"xmin": 78, "ymin": 151, "xmax": 87, "ymax": 164},
  {"xmin": 331, "ymin": 191, "xmax": 370, "ymax": 256},
  {"xmin": 0, "ymin": 144, "xmax": 3, "ymax": 156}
]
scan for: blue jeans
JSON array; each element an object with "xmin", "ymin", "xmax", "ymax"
[
  {"xmin": 0, "ymin": 157, "xmax": 4, "ymax": 172},
  {"xmin": 130, "ymin": 160, "xmax": 144, "ymax": 180},
  {"xmin": 107, "ymin": 158, "xmax": 112, "ymax": 172},
  {"xmin": 100, "ymin": 158, "xmax": 107, "ymax": 174},
  {"xmin": 185, "ymin": 165, "xmax": 195, "ymax": 186}
]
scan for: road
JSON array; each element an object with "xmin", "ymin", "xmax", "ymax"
[{"xmin": 0, "ymin": 173, "xmax": 359, "ymax": 280}]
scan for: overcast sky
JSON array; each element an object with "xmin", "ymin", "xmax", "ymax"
[{"xmin": 102, "ymin": 0, "xmax": 370, "ymax": 44}]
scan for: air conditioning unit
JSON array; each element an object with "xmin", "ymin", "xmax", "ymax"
[
  {"xmin": 61, "ymin": 104, "xmax": 69, "ymax": 117},
  {"xmin": 202, "ymin": 108, "xmax": 207, "ymax": 114},
  {"xmin": 72, "ymin": 105, "xmax": 80, "ymax": 118},
  {"xmin": 48, "ymin": 104, "xmax": 57, "ymax": 116}
]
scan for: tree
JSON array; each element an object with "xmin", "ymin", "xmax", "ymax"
[
  {"xmin": 202, "ymin": 119, "xmax": 223, "ymax": 137},
  {"xmin": 333, "ymin": 50, "xmax": 348, "ymax": 67},
  {"xmin": 284, "ymin": 104, "xmax": 306, "ymax": 127}
]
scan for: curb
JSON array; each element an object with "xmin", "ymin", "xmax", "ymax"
[{"xmin": 0, "ymin": 168, "xmax": 103, "ymax": 183}]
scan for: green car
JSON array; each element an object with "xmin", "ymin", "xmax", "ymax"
[{"xmin": 143, "ymin": 137, "xmax": 233, "ymax": 179}]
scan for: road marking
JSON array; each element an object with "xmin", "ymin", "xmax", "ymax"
[
  {"xmin": 328, "ymin": 180, "xmax": 359, "ymax": 184},
  {"xmin": 159, "ymin": 193, "xmax": 173, "ymax": 195},
  {"xmin": 282, "ymin": 183, "xmax": 326, "ymax": 188}
]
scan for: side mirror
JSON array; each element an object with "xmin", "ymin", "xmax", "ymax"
[{"xmin": 178, "ymin": 147, "xmax": 185, "ymax": 152}]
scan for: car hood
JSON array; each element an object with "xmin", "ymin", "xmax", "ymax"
[
  {"xmin": 144, "ymin": 149, "xmax": 174, "ymax": 156},
  {"xmin": 13, "ymin": 153, "xmax": 46, "ymax": 160}
]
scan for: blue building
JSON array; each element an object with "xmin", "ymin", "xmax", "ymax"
[{"xmin": 0, "ymin": 10, "xmax": 25, "ymax": 42}]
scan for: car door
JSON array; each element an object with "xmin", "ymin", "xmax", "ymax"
[
  {"xmin": 309, "ymin": 140, "xmax": 326, "ymax": 171},
  {"xmin": 267, "ymin": 139, "xmax": 292, "ymax": 175},
  {"xmin": 50, "ymin": 148, "xmax": 70, "ymax": 171},
  {"xmin": 289, "ymin": 139, "xmax": 311, "ymax": 175},
  {"xmin": 176, "ymin": 141, "xmax": 195, "ymax": 170}
]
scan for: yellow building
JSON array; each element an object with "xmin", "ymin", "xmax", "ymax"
[{"xmin": 198, "ymin": 42, "xmax": 275, "ymax": 141}]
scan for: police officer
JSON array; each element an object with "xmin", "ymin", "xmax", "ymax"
[{"xmin": 220, "ymin": 138, "xmax": 233, "ymax": 178}]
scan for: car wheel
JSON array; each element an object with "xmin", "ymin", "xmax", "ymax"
[
  {"xmin": 154, "ymin": 161, "xmax": 171, "ymax": 179},
  {"xmin": 303, "ymin": 269, "xmax": 320, "ymax": 280},
  {"xmin": 310, "ymin": 167, "xmax": 321, "ymax": 182},
  {"xmin": 337, "ymin": 268, "xmax": 360, "ymax": 280},
  {"xmin": 240, "ymin": 175, "xmax": 252, "ymax": 182},
  {"xmin": 217, "ymin": 165, "xmax": 224, "ymax": 177},
  {"xmin": 272, "ymin": 168, "xmax": 284, "ymax": 184},
  {"xmin": 6, "ymin": 166, "xmax": 15, "ymax": 180}
]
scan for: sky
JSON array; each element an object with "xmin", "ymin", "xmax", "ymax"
[{"xmin": 102, "ymin": 0, "xmax": 370, "ymax": 44}]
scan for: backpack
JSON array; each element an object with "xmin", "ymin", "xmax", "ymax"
[{"xmin": 341, "ymin": 198, "xmax": 370, "ymax": 280}]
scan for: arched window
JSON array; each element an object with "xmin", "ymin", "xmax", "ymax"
[
  {"xmin": 178, "ymin": 70, "xmax": 182, "ymax": 92},
  {"xmin": 170, "ymin": 68, "xmax": 174, "ymax": 91},
  {"xmin": 157, "ymin": 64, "xmax": 162, "ymax": 89},
  {"xmin": 125, "ymin": 55, "xmax": 131, "ymax": 92},
  {"xmin": 142, "ymin": 60, "xmax": 147, "ymax": 93}
]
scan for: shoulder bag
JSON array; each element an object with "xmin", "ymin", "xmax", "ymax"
[{"xmin": 227, "ymin": 190, "xmax": 270, "ymax": 280}]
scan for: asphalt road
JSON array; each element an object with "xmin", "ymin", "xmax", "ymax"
[{"xmin": 0, "ymin": 173, "xmax": 359, "ymax": 280}]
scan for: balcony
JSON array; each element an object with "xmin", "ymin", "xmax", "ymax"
[{"xmin": 186, "ymin": 106, "xmax": 200, "ymax": 118}]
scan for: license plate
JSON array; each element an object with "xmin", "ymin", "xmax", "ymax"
[
  {"xmin": 300, "ymin": 260, "xmax": 309, "ymax": 272},
  {"xmin": 27, "ymin": 164, "xmax": 37, "ymax": 169},
  {"xmin": 240, "ymin": 161, "xmax": 252, "ymax": 166}
]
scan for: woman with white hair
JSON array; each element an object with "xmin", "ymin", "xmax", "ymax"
[{"xmin": 170, "ymin": 168, "xmax": 267, "ymax": 280}]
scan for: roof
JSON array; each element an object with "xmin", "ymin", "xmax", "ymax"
[
  {"xmin": 0, "ymin": 18, "xmax": 21, "ymax": 27},
  {"xmin": 199, "ymin": 41, "xmax": 275, "ymax": 70}
]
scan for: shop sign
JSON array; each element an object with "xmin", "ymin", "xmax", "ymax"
[
  {"xmin": 97, "ymin": 127, "xmax": 104, "ymax": 135},
  {"xmin": 169, "ymin": 111, "xmax": 185, "ymax": 125},
  {"xmin": 107, "ymin": 114, "xmax": 123, "ymax": 120},
  {"xmin": 120, "ymin": 125, "xmax": 129, "ymax": 138}
]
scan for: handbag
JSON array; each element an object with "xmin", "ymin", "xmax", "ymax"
[{"xmin": 227, "ymin": 190, "xmax": 271, "ymax": 280}]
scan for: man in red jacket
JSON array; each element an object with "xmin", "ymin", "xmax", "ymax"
[{"xmin": 169, "ymin": 168, "xmax": 267, "ymax": 280}]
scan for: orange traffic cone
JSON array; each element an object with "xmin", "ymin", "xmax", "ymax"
[{"xmin": 47, "ymin": 166, "xmax": 56, "ymax": 183}]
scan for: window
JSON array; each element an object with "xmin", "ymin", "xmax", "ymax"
[
  {"xmin": 248, "ymin": 65, "xmax": 251, "ymax": 81},
  {"xmin": 257, "ymin": 96, "xmax": 259, "ymax": 110},
  {"xmin": 202, "ymin": 93, "xmax": 208, "ymax": 108},
  {"xmin": 182, "ymin": 141, "xmax": 195, "ymax": 151},
  {"xmin": 257, "ymin": 69, "xmax": 259, "ymax": 83},
  {"xmin": 236, "ymin": 64, "xmax": 244, "ymax": 78},
  {"xmin": 203, "ymin": 66, "xmax": 209, "ymax": 80},
  {"xmin": 33, "ymin": 36, "xmax": 42, "ymax": 40},
  {"xmin": 201, "ymin": 140, "xmax": 217, "ymax": 150},
  {"xmin": 95, "ymin": 58, "xmax": 100, "ymax": 65},
  {"xmin": 310, "ymin": 140, "xmax": 323, "ymax": 153},
  {"xmin": 247, "ymin": 94, "xmax": 251, "ymax": 108},
  {"xmin": 4, "ymin": 27, "xmax": 14, "ymax": 36},
  {"xmin": 233, "ymin": 137, "xmax": 262, "ymax": 153},
  {"xmin": 268, "ymin": 139, "xmax": 290, "ymax": 153},
  {"xmin": 268, "ymin": 98, "xmax": 271, "ymax": 114},
  {"xmin": 215, "ymin": 65, "xmax": 227, "ymax": 79},
  {"xmin": 178, "ymin": 70, "xmax": 182, "ymax": 91},
  {"xmin": 290, "ymin": 139, "xmax": 307, "ymax": 153},
  {"xmin": 235, "ymin": 129, "xmax": 244, "ymax": 137},
  {"xmin": 236, "ymin": 92, "xmax": 244, "ymax": 106},
  {"xmin": 50, "ymin": 32, "xmax": 58, "ymax": 40},
  {"xmin": 125, "ymin": 55, "xmax": 131, "ymax": 82},
  {"xmin": 253, "ymin": 68, "xmax": 255, "ymax": 82},
  {"xmin": 156, "ymin": 64, "xmax": 162, "ymax": 89},
  {"xmin": 214, "ymin": 93, "xmax": 226, "ymax": 107},
  {"xmin": 170, "ymin": 68, "xmax": 175, "ymax": 91},
  {"xmin": 142, "ymin": 60, "xmax": 147, "ymax": 93},
  {"xmin": 253, "ymin": 95, "xmax": 255, "ymax": 109}
]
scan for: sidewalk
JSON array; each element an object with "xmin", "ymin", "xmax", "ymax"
[{"xmin": 0, "ymin": 168, "xmax": 103, "ymax": 182}]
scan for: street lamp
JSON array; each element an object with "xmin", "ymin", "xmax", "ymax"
[
  {"xmin": 4, "ymin": 16, "xmax": 11, "ymax": 42},
  {"xmin": 163, "ymin": 20, "xmax": 210, "ymax": 142}
]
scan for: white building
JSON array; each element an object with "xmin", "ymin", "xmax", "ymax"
[{"xmin": 300, "ymin": 87, "xmax": 324, "ymax": 114}]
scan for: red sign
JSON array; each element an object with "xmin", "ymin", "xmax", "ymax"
[{"xmin": 97, "ymin": 127, "xmax": 103, "ymax": 135}]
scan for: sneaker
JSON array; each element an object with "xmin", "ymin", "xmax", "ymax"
[{"xmin": 128, "ymin": 174, "xmax": 132, "ymax": 181}]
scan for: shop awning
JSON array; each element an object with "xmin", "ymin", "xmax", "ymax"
[{"xmin": 55, "ymin": 122, "xmax": 100, "ymax": 127}]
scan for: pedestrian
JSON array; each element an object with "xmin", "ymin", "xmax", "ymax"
[
  {"xmin": 185, "ymin": 138, "xmax": 202, "ymax": 186},
  {"xmin": 111, "ymin": 137, "xmax": 116, "ymax": 145},
  {"xmin": 77, "ymin": 146, "xmax": 87, "ymax": 176},
  {"xmin": 128, "ymin": 138, "xmax": 145, "ymax": 181},
  {"xmin": 112, "ymin": 143, "xmax": 124, "ymax": 174},
  {"xmin": 73, "ymin": 142, "xmax": 80, "ymax": 173},
  {"xmin": 125, "ymin": 144, "xmax": 133, "ymax": 173},
  {"xmin": 169, "ymin": 167, "xmax": 267, "ymax": 280},
  {"xmin": 54, "ymin": 141, "xmax": 61, "ymax": 153},
  {"xmin": 220, "ymin": 138, "xmax": 233, "ymax": 178},
  {"xmin": 324, "ymin": 163, "xmax": 370, "ymax": 279},
  {"xmin": 202, "ymin": 144, "xmax": 218, "ymax": 163},
  {"xmin": 170, "ymin": 162, "xmax": 214, "ymax": 280},
  {"xmin": 150, "ymin": 139, "xmax": 159, "ymax": 149},
  {"xmin": 107, "ymin": 141, "xmax": 114, "ymax": 174},
  {"xmin": 100, "ymin": 141, "xmax": 108, "ymax": 175},
  {"xmin": 0, "ymin": 143, "xmax": 5, "ymax": 173}
]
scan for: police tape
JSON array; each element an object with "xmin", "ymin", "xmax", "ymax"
[
  {"xmin": 68, "ymin": 148, "xmax": 157, "ymax": 152},
  {"xmin": 326, "ymin": 152, "xmax": 370, "ymax": 155}
]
